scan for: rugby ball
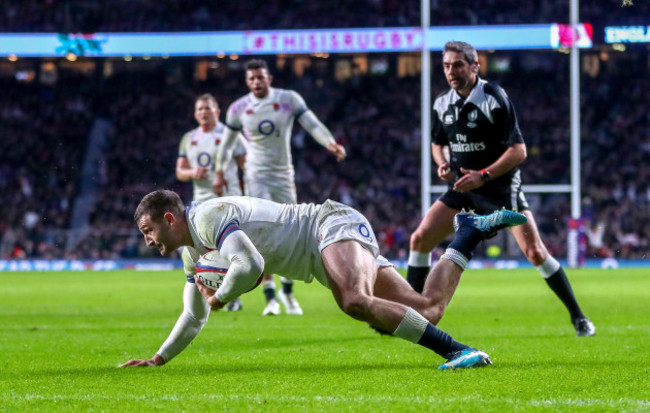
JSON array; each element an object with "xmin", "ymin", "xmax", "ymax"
[
  {"xmin": 195, "ymin": 251, "xmax": 264, "ymax": 293},
  {"xmin": 195, "ymin": 251, "xmax": 230, "ymax": 291}
]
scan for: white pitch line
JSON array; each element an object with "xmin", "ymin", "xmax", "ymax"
[{"xmin": 7, "ymin": 393, "xmax": 650, "ymax": 409}]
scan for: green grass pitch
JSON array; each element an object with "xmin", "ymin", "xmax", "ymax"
[{"xmin": 1, "ymin": 268, "xmax": 648, "ymax": 412}]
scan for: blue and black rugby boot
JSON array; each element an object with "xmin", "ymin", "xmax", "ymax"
[
  {"xmin": 438, "ymin": 348, "xmax": 492, "ymax": 370},
  {"xmin": 453, "ymin": 209, "xmax": 528, "ymax": 240}
]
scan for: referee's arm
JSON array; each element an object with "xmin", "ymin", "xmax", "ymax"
[
  {"xmin": 454, "ymin": 143, "xmax": 527, "ymax": 192},
  {"xmin": 432, "ymin": 143, "xmax": 454, "ymax": 181},
  {"xmin": 481, "ymin": 142, "xmax": 527, "ymax": 179}
]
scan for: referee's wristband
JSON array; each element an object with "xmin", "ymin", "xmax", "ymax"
[{"xmin": 480, "ymin": 169, "xmax": 491, "ymax": 182}]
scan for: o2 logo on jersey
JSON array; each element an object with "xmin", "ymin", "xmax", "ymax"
[
  {"xmin": 197, "ymin": 152, "xmax": 212, "ymax": 167},
  {"xmin": 358, "ymin": 224, "xmax": 372, "ymax": 240},
  {"xmin": 258, "ymin": 120, "xmax": 276, "ymax": 136}
]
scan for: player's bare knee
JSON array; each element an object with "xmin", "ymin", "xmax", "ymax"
[
  {"xmin": 339, "ymin": 294, "xmax": 372, "ymax": 320},
  {"xmin": 410, "ymin": 230, "xmax": 425, "ymax": 250},
  {"xmin": 524, "ymin": 245, "xmax": 546, "ymax": 266}
]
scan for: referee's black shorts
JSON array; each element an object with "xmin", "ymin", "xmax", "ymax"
[{"xmin": 438, "ymin": 185, "xmax": 530, "ymax": 215}]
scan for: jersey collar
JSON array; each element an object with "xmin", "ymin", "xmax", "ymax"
[
  {"xmin": 464, "ymin": 78, "xmax": 488, "ymax": 108},
  {"xmin": 249, "ymin": 87, "xmax": 274, "ymax": 104},
  {"xmin": 451, "ymin": 77, "xmax": 486, "ymax": 108}
]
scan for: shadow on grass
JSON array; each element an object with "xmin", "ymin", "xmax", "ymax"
[
  {"xmin": 210, "ymin": 332, "xmax": 393, "ymax": 350},
  {"xmin": 25, "ymin": 363, "xmax": 437, "ymax": 378},
  {"xmin": 14, "ymin": 358, "xmax": 632, "ymax": 380},
  {"xmin": 482, "ymin": 360, "xmax": 634, "ymax": 370}
]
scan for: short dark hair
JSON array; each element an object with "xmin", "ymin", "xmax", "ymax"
[
  {"xmin": 443, "ymin": 41, "xmax": 478, "ymax": 65},
  {"xmin": 245, "ymin": 59, "xmax": 269, "ymax": 72},
  {"xmin": 134, "ymin": 190, "xmax": 185, "ymax": 224},
  {"xmin": 196, "ymin": 93, "xmax": 219, "ymax": 109}
]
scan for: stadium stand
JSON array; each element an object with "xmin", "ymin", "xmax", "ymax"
[
  {"xmin": 1, "ymin": 1, "xmax": 648, "ymax": 32},
  {"xmin": 0, "ymin": 74, "xmax": 93, "ymax": 259},
  {"xmin": 3, "ymin": 49, "xmax": 646, "ymax": 260},
  {"xmin": 0, "ymin": 1, "xmax": 647, "ymax": 261}
]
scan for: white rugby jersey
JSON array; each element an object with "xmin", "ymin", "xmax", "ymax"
[
  {"xmin": 184, "ymin": 196, "xmax": 323, "ymax": 283},
  {"xmin": 225, "ymin": 87, "xmax": 308, "ymax": 180},
  {"xmin": 178, "ymin": 123, "xmax": 246, "ymax": 201}
]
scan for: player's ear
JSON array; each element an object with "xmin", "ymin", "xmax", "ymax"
[
  {"xmin": 267, "ymin": 74, "xmax": 273, "ymax": 85},
  {"xmin": 164, "ymin": 212, "xmax": 175, "ymax": 225}
]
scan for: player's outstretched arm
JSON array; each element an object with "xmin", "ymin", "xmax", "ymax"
[
  {"xmin": 327, "ymin": 142, "xmax": 346, "ymax": 162},
  {"xmin": 297, "ymin": 110, "xmax": 346, "ymax": 162},
  {"xmin": 118, "ymin": 354, "xmax": 165, "ymax": 367},
  {"xmin": 118, "ymin": 281, "xmax": 211, "ymax": 367}
]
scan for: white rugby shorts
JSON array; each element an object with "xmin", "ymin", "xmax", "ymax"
[
  {"xmin": 315, "ymin": 200, "xmax": 393, "ymax": 280},
  {"xmin": 247, "ymin": 175, "xmax": 297, "ymax": 204}
]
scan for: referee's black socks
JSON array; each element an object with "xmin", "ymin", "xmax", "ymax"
[
  {"xmin": 406, "ymin": 266, "xmax": 429, "ymax": 293},
  {"xmin": 545, "ymin": 268, "xmax": 585, "ymax": 321},
  {"xmin": 406, "ymin": 250, "xmax": 431, "ymax": 293},
  {"xmin": 536, "ymin": 256, "xmax": 585, "ymax": 321}
]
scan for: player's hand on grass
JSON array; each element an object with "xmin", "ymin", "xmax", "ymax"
[
  {"xmin": 453, "ymin": 167, "xmax": 483, "ymax": 192},
  {"xmin": 212, "ymin": 171, "xmax": 228, "ymax": 196},
  {"xmin": 438, "ymin": 162, "xmax": 455, "ymax": 181},
  {"xmin": 194, "ymin": 275, "xmax": 226, "ymax": 311},
  {"xmin": 192, "ymin": 167, "xmax": 208, "ymax": 180},
  {"xmin": 118, "ymin": 354, "xmax": 165, "ymax": 368},
  {"xmin": 328, "ymin": 143, "xmax": 346, "ymax": 162}
]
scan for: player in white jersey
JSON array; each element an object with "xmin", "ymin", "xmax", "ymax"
[
  {"xmin": 213, "ymin": 59, "xmax": 346, "ymax": 316},
  {"xmin": 176, "ymin": 94, "xmax": 246, "ymax": 201},
  {"xmin": 176, "ymin": 94, "xmax": 246, "ymax": 311},
  {"xmin": 120, "ymin": 189, "xmax": 528, "ymax": 369}
]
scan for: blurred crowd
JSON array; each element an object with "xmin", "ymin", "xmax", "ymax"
[
  {"xmin": 0, "ymin": 74, "xmax": 93, "ymax": 259},
  {"xmin": 1, "ymin": 49, "xmax": 647, "ymax": 261},
  {"xmin": 0, "ymin": 1, "xmax": 647, "ymax": 32}
]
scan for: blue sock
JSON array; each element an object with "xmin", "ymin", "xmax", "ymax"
[
  {"xmin": 447, "ymin": 226, "xmax": 482, "ymax": 261},
  {"xmin": 417, "ymin": 323, "xmax": 470, "ymax": 359}
]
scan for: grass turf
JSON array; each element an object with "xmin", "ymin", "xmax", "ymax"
[{"xmin": 1, "ymin": 268, "xmax": 648, "ymax": 412}]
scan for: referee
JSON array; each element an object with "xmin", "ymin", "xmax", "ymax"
[{"xmin": 406, "ymin": 41, "xmax": 595, "ymax": 336}]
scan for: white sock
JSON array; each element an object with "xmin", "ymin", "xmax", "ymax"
[
  {"xmin": 408, "ymin": 250, "xmax": 431, "ymax": 267},
  {"xmin": 535, "ymin": 255, "xmax": 560, "ymax": 279},
  {"xmin": 263, "ymin": 280, "xmax": 276, "ymax": 290},
  {"xmin": 440, "ymin": 248, "xmax": 468, "ymax": 271},
  {"xmin": 392, "ymin": 307, "xmax": 429, "ymax": 343}
]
